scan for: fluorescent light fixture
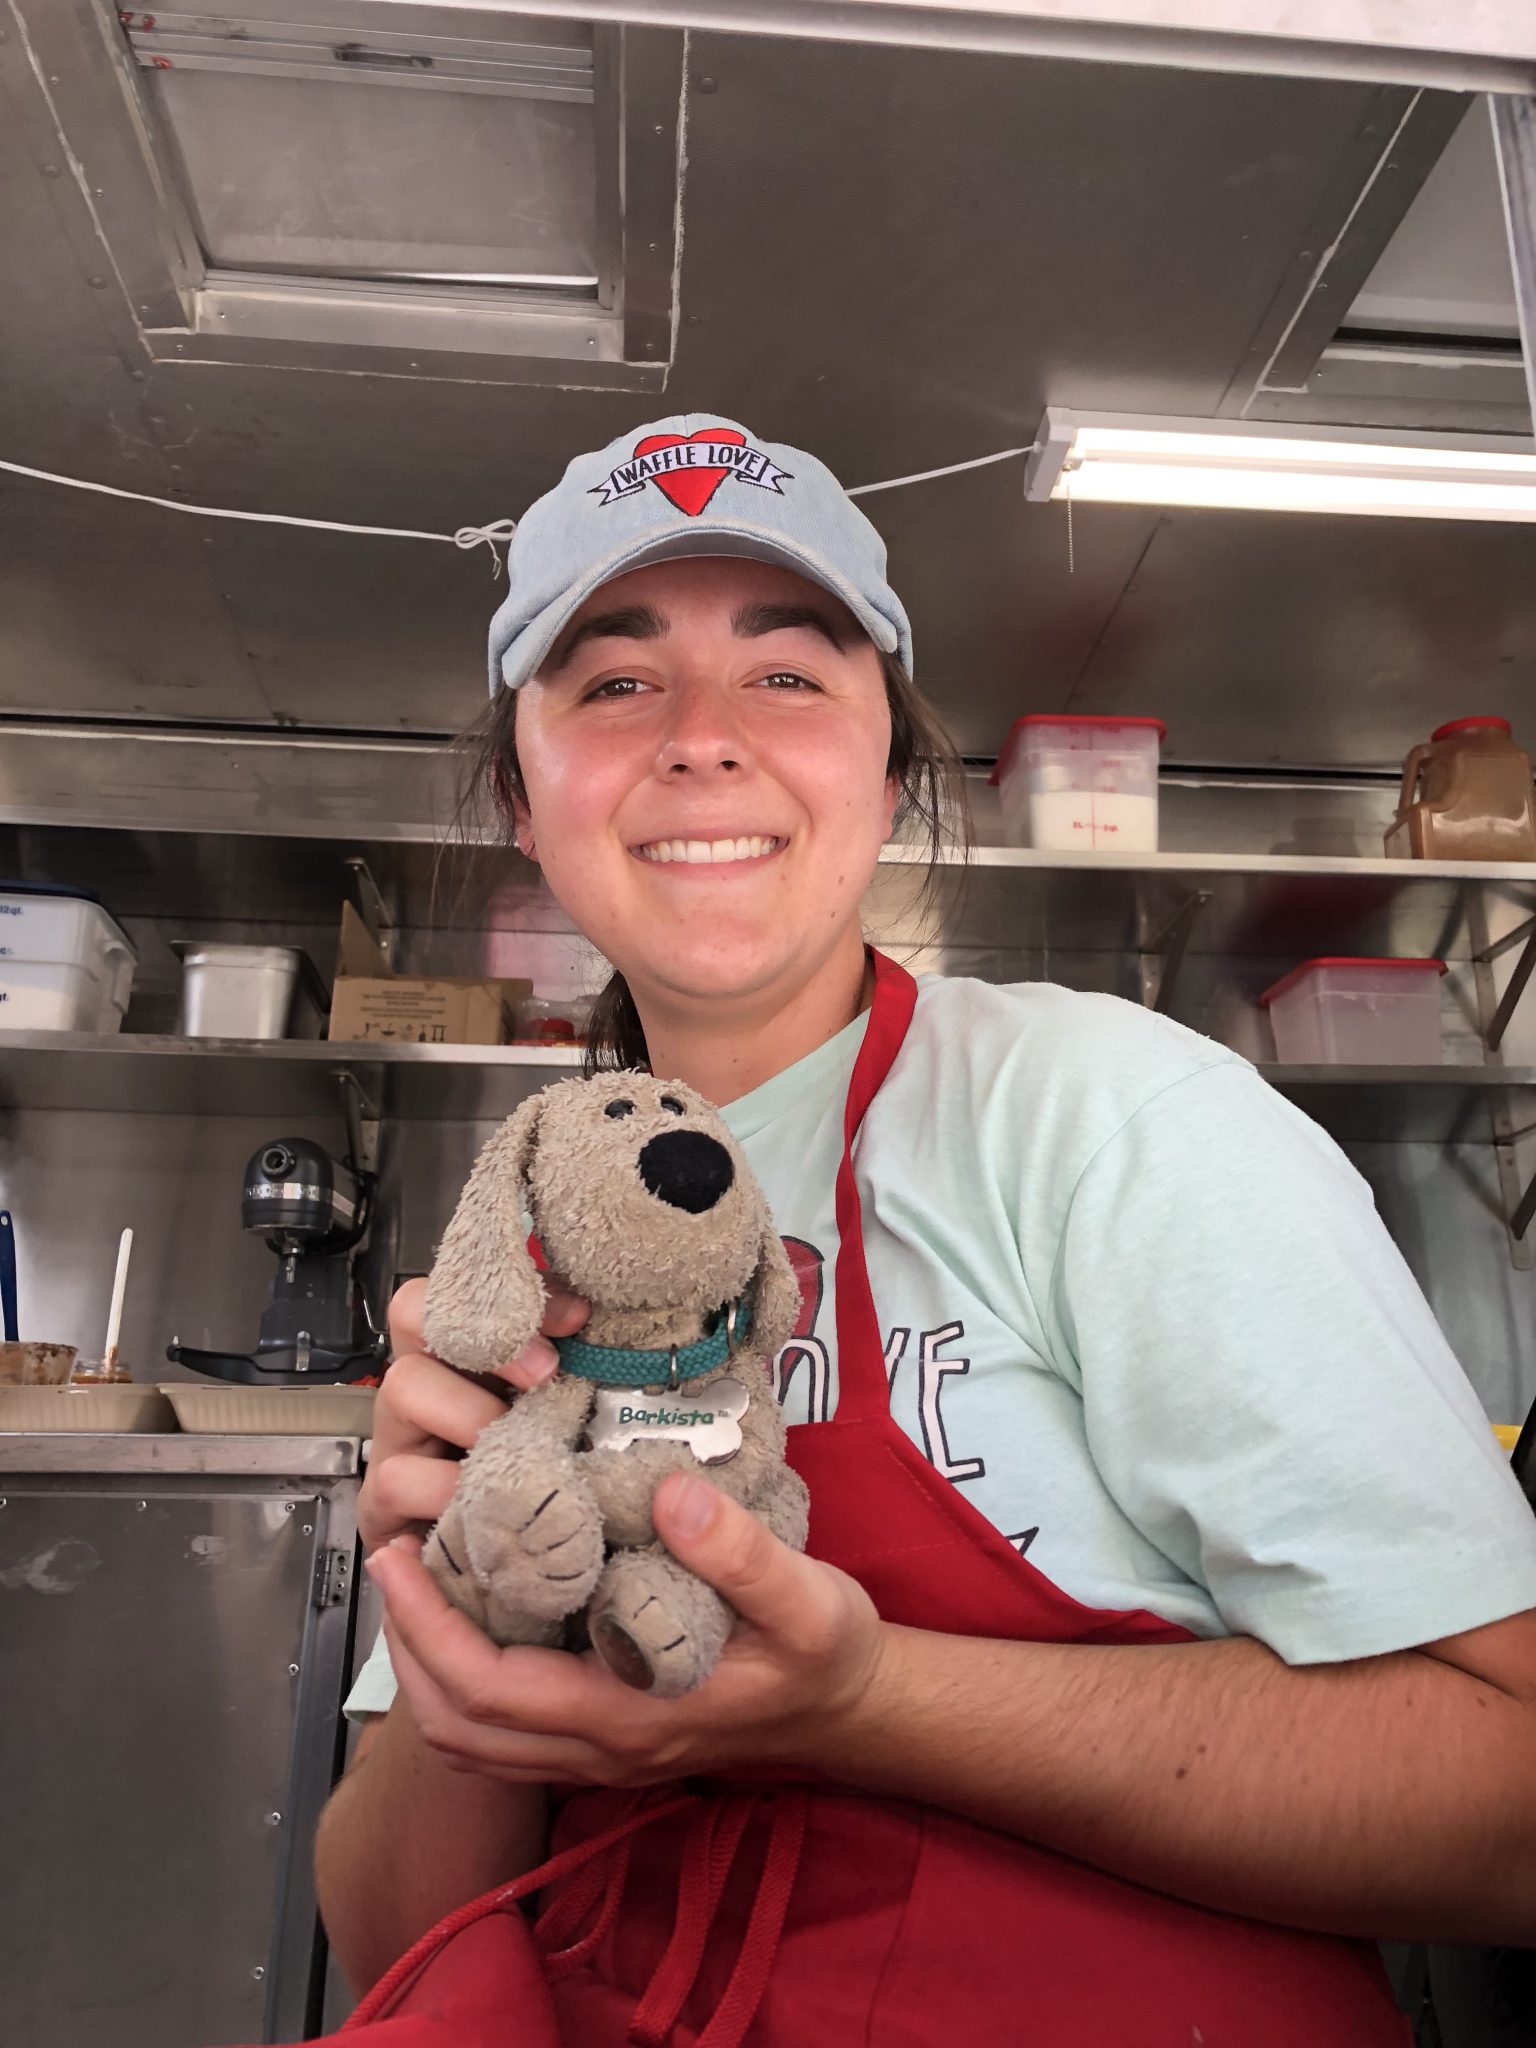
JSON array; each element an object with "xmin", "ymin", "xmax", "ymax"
[{"xmin": 1024, "ymin": 409, "xmax": 1536, "ymax": 522}]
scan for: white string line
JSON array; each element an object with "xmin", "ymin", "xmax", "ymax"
[
  {"xmin": 0, "ymin": 455, "xmax": 519, "ymax": 571},
  {"xmin": 0, "ymin": 441, "xmax": 1037, "ymax": 562},
  {"xmin": 845, "ymin": 445, "xmax": 1034, "ymax": 497}
]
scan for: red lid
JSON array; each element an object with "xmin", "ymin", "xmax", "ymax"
[
  {"xmin": 1258, "ymin": 957, "xmax": 1448, "ymax": 1007},
  {"xmin": 990, "ymin": 714, "xmax": 1167, "ymax": 784},
  {"xmin": 1430, "ymin": 715, "xmax": 1512, "ymax": 742}
]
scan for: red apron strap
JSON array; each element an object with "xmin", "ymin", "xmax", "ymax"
[{"xmin": 833, "ymin": 949, "xmax": 918, "ymax": 1421}]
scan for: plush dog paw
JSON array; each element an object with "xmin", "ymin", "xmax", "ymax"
[
  {"xmin": 588, "ymin": 1545, "xmax": 732, "ymax": 1697},
  {"xmin": 463, "ymin": 1472, "xmax": 605, "ymax": 1634}
]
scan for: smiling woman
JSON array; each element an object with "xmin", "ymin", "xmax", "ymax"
[
  {"xmin": 463, "ymin": 563, "xmax": 966, "ymax": 1076},
  {"xmin": 313, "ymin": 414, "xmax": 1536, "ymax": 2048}
]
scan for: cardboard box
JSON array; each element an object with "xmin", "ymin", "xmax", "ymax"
[{"xmin": 327, "ymin": 904, "xmax": 531, "ymax": 1045}]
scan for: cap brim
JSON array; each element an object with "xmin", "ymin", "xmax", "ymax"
[{"xmin": 492, "ymin": 520, "xmax": 902, "ymax": 691}]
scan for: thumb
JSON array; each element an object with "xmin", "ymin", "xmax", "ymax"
[{"xmin": 652, "ymin": 1474, "xmax": 816, "ymax": 1637}]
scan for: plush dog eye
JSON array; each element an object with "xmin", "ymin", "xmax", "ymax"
[
  {"xmin": 604, "ymin": 1099, "xmax": 635, "ymax": 1119},
  {"xmin": 659, "ymin": 1095, "xmax": 685, "ymax": 1115}
]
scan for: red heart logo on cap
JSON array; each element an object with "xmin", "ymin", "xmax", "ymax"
[{"xmin": 633, "ymin": 428, "xmax": 746, "ymax": 517}]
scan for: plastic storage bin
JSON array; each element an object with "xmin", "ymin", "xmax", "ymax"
[
  {"xmin": 992, "ymin": 716, "xmax": 1166, "ymax": 851},
  {"xmin": 1259, "ymin": 958, "xmax": 1447, "ymax": 1065},
  {"xmin": 0, "ymin": 884, "xmax": 136, "ymax": 1032}
]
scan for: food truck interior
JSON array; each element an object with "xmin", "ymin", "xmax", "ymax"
[{"xmin": 1, "ymin": 2, "xmax": 1534, "ymax": 2043}]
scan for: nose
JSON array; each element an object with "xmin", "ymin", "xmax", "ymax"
[
  {"xmin": 657, "ymin": 679, "xmax": 748, "ymax": 778},
  {"xmin": 637, "ymin": 1130, "xmax": 735, "ymax": 1213}
]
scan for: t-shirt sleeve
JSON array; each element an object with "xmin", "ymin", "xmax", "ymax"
[
  {"xmin": 1050, "ymin": 1061, "xmax": 1536, "ymax": 1663},
  {"xmin": 344, "ymin": 1621, "xmax": 400, "ymax": 1722}
]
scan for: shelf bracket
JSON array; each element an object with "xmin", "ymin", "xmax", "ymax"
[
  {"xmin": 1474, "ymin": 911, "xmax": 1536, "ymax": 1053},
  {"xmin": 1468, "ymin": 898, "xmax": 1536, "ymax": 1270},
  {"xmin": 1139, "ymin": 891, "xmax": 1211, "ymax": 1016},
  {"xmin": 344, "ymin": 855, "xmax": 396, "ymax": 967},
  {"xmin": 332, "ymin": 1068, "xmax": 380, "ymax": 1177}
]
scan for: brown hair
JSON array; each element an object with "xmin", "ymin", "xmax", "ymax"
[{"xmin": 460, "ymin": 648, "xmax": 971, "ymax": 1072}]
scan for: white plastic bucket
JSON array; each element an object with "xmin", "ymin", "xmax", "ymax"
[
  {"xmin": 0, "ymin": 888, "xmax": 136, "ymax": 1033},
  {"xmin": 993, "ymin": 716, "xmax": 1165, "ymax": 852}
]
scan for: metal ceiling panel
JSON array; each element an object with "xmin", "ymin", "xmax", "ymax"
[
  {"xmin": 2, "ymin": 26, "xmax": 1533, "ymax": 766},
  {"xmin": 1069, "ymin": 501, "xmax": 1536, "ymax": 767}
]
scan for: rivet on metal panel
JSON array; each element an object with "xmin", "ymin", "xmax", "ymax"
[
  {"xmin": 653, "ymin": 124, "xmax": 663, "ymax": 135},
  {"xmin": 88, "ymin": 277, "xmax": 106, "ymax": 290},
  {"xmin": 696, "ymin": 76, "xmax": 717, "ymax": 93},
  {"xmin": 285, "ymin": 1502, "xmax": 296, "ymax": 1513},
  {"xmin": 265, "ymin": 1811, "xmax": 282, "ymax": 1826},
  {"xmin": 288, "ymin": 1664, "xmax": 300, "ymax": 1676},
  {"xmin": 301, "ymin": 1523, "xmax": 314, "ymax": 1534},
  {"xmin": 251, "ymin": 1967, "xmax": 265, "ymax": 1982},
  {"xmin": 135, "ymin": 1500, "xmax": 147, "ymax": 1511},
  {"xmin": 48, "ymin": 74, "xmax": 59, "ymax": 84},
  {"xmin": 0, "ymin": 1499, "xmax": 7, "ymax": 1511},
  {"xmin": 43, "ymin": 165, "xmax": 59, "ymax": 179}
]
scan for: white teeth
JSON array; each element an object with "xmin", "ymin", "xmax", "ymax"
[{"xmin": 638, "ymin": 835, "xmax": 781, "ymax": 865}]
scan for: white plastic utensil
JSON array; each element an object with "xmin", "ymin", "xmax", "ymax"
[{"xmin": 103, "ymin": 1227, "xmax": 133, "ymax": 1374}]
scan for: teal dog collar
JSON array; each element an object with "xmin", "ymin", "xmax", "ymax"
[{"xmin": 554, "ymin": 1300, "xmax": 751, "ymax": 1390}]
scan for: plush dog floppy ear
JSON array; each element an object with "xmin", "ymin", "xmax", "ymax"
[
  {"xmin": 423, "ymin": 1092, "xmax": 548, "ymax": 1373},
  {"xmin": 745, "ymin": 1222, "xmax": 802, "ymax": 1367}
]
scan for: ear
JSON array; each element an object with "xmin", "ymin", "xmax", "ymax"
[
  {"xmin": 422, "ymin": 1092, "xmax": 548, "ymax": 1372},
  {"xmin": 746, "ymin": 1224, "xmax": 802, "ymax": 1365}
]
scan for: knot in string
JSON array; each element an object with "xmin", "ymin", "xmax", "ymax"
[{"xmin": 452, "ymin": 517, "xmax": 519, "ymax": 576}]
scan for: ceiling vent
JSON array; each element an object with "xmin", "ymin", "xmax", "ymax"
[{"xmin": 20, "ymin": 1, "xmax": 683, "ymax": 386}]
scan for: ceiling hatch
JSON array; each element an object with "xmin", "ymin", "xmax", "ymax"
[
  {"xmin": 1234, "ymin": 92, "xmax": 1527, "ymax": 433},
  {"xmin": 22, "ymin": 0, "xmax": 683, "ymax": 386}
]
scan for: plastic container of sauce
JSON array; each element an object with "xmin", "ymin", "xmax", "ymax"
[{"xmin": 1385, "ymin": 717, "xmax": 1536, "ymax": 862}]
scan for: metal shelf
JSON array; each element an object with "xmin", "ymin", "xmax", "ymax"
[
  {"xmin": 0, "ymin": 1032, "xmax": 581, "ymax": 1120},
  {"xmin": 871, "ymin": 843, "xmax": 1536, "ymax": 959},
  {"xmin": 1261, "ymin": 1065, "xmax": 1536, "ymax": 1145}
]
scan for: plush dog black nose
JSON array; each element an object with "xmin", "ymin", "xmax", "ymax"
[{"xmin": 637, "ymin": 1130, "xmax": 734, "ymax": 1213}]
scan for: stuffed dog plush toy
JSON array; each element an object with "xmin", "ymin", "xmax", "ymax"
[{"xmin": 420, "ymin": 1071, "xmax": 810, "ymax": 1696}]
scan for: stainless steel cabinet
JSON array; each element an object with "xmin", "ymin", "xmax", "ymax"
[{"xmin": 0, "ymin": 1435, "xmax": 360, "ymax": 2047}]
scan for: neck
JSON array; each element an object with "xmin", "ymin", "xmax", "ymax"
[{"xmin": 633, "ymin": 928, "xmax": 872, "ymax": 1105}]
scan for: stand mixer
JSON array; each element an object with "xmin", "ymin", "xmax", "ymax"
[{"xmin": 167, "ymin": 1138, "xmax": 387, "ymax": 1385}]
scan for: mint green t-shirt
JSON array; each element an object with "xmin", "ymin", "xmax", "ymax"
[{"xmin": 346, "ymin": 975, "xmax": 1536, "ymax": 1718}]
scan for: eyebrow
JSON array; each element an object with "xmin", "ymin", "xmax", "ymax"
[
  {"xmin": 543, "ymin": 603, "xmax": 667, "ymax": 674},
  {"xmin": 730, "ymin": 601, "xmax": 851, "ymax": 650},
  {"xmin": 543, "ymin": 595, "xmax": 852, "ymax": 676}
]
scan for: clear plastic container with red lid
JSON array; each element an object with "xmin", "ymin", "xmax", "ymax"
[{"xmin": 1259, "ymin": 958, "xmax": 1447, "ymax": 1065}]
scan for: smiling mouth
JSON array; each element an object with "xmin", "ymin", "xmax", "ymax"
[{"xmin": 634, "ymin": 835, "xmax": 787, "ymax": 866}]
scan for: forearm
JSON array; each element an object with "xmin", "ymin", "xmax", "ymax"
[
  {"xmin": 820, "ymin": 1626, "xmax": 1536, "ymax": 1943},
  {"xmin": 315, "ymin": 1697, "xmax": 550, "ymax": 1996}
]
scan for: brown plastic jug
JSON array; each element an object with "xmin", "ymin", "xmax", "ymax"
[{"xmin": 1385, "ymin": 717, "xmax": 1536, "ymax": 862}]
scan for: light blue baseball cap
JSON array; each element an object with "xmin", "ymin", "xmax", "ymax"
[{"xmin": 486, "ymin": 414, "xmax": 913, "ymax": 692}]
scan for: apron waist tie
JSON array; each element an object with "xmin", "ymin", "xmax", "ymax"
[{"xmin": 343, "ymin": 1783, "xmax": 810, "ymax": 2048}]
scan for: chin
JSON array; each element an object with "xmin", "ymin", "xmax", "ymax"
[{"xmin": 627, "ymin": 925, "xmax": 832, "ymax": 1006}]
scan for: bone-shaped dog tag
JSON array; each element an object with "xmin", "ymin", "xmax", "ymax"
[{"xmin": 588, "ymin": 1377, "xmax": 749, "ymax": 1467}]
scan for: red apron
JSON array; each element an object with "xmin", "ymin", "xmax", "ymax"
[{"xmin": 333, "ymin": 951, "xmax": 1408, "ymax": 2048}]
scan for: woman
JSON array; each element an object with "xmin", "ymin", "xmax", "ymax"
[{"xmin": 315, "ymin": 416, "xmax": 1536, "ymax": 2047}]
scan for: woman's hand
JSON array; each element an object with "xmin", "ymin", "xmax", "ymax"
[
  {"xmin": 365, "ymin": 1474, "xmax": 890, "ymax": 1786},
  {"xmin": 357, "ymin": 1276, "xmax": 590, "ymax": 1557}
]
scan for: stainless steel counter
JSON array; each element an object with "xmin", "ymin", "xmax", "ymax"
[{"xmin": 0, "ymin": 1433, "xmax": 364, "ymax": 2046}]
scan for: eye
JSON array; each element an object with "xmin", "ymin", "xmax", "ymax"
[
  {"xmin": 604, "ymin": 1099, "xmax": 635, "ymax": 1119},
  {"xmin": 754, "ymin": 670, "xmax": 820, "ymax": 692},
  {"xmin": 584, "ymin": 675, "xmax": 648, "ymax": 702},
  {"xmin": 659, "ymin": 1094, "xmax": 685, "ymax": 1115}
]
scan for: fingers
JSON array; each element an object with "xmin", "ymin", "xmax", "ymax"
[
  {"xmin": 388, "ymin": 1275, "xmax": 429, "ymax": 1359},
  {"xmin": 369, "ymin": 1543, "xmax": 623, "ymax": 1740},
  {"xmin": 653, "ymin": 1476, "xmax": 834, "ymax": 1643},
  {"xmin": 363, "ymin": 1453, "xmax": 459, "ymax": 1536},
  {"xmin": 373, "ymin": 1351, "xmax": 509, "ymax": 1460},
  {"xmin": 540, "ymin": 1284, "xmax": 590, "ymax": 1340}
]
